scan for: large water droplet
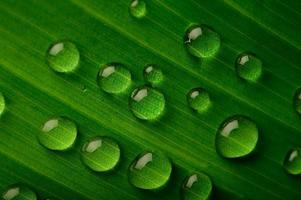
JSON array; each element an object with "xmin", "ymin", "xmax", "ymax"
[
  {"xmin": 215, "ymin": 116, "xmax": 259, "ymax": 158},
  {"xmin": 283, "ymin": 148, "xmax": 301, "ymax": 175},
  {"xmin": 0, "ymin": 92, "xmax": 5, "ymax": 116},
  {"xmin": 236, "ymin": 53, "xmax": 262, "ymax": 81},
  {"xmin": 128, "ymin": 151, "xmax": 172, "ymax": 190},
  {"xmin": 184, "ymin": 25, "xmax": 220, "ymax": 58},
  {"xmin": 46, "ymin": 41, "xmax": 80, "ymax": 73},
  {"xmin": 81, "ymin": 136, "xmax": 120, "ymax": 172},
  {"xmin": 129, "ymin": 0, "xmax": 146, "ymax": 19},
  {"xmin": 1, "ymin": 185, "xmax": 37, "ymax": 200},
  {"xmin": 143, "ymin": 65, "xmax": 163, "ymax": 86},
  {"xmin": 181, "ymin": 173, "xmax": 212, "ymax": 200},
  {"xmin": 129, "ymin": 86, "xmax": 165, "ymax": 120},
  {"xmin": 187, "ymin": 88, "xmax": 211, "ymax": 112},
  {"xmin": 97, "ymin": 63, "xmax": 131, "ymax": 94},
  {"xmin": 38, "ymin": 117, "xmax": 77, "ymax": 151}
]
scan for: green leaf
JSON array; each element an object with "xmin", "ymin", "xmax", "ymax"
[{"xmin": 0, "ymin": 0, "xmax": 301, "ymax": 199}]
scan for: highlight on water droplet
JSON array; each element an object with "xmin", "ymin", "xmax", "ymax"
[
  {"xmin": 187, "ymin": 88, "xmax": 211, "ymax": 112},
  {"xmin": 181, "ymin": 173, "xmax": 213, "ymax": 200},
  {"xmin": 129, "ymin": 0, "xmax": 146, "ymax": 19},
  {"xmin": 81, "ymin": 136, "xmax": 120, "ymax": 172},
  {"xmin": 128, "ymin": 150, "xmax": 172, "ymax": 190},
  {"xmin": 1, "ymin": 184, "xmax": 37, "ymax": 200},
  {"xmin": 129, "ymin": 86, "xmax": 165, "ymax": 120},
  {"xmin": 38, "ymin": 117, "xmax": 77, "ymax": 151},
  {"xmin": 143, "ymin": 65, "xmax": 163, "ymax": 86},
  {"xmin": 0, "ymin": 92, "xmax": 5, "ymax": 116},
  {"xmin": 184, "ymin": 25, "xmax": 220, "ymax": 58},
  {"xmin": 215, "ymin": 115, "xmax": 259, "ymax": 158},
  {"xmin": 235, "ymin": 53, "xmax": 262, "ymax": 81},
  {"xmin": 46, "ymin": 41, "xmax": 80, "ymax": 73},
  {"xmin": 283, "ymin": 148, "xmax": 301, "ymax": 175},
  {"xmin": 97, "ymin": 63, "xmax": 132, "ymax": 94}
]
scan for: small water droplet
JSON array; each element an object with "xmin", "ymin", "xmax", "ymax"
[
  {"xmin": 2, "ymin": 185, "xmax": 37, "ymax": 200},
  {"xmin": 283, "ymin": 148, "xmax": 301, "ymax": 175},
  {"xmin": 81, "ymin": 136, "xmax": 120, "ymax": 172},
  {"xmin": 0, "ymin": 92, "xmax": 5, "ymax": 116},
  {"xmin": 294, "ymin": 88, "xmax": 301, "ymax": 115},
  {"xmin": 143, "ymin": 65, "xmax": 163, "ymax": 86},
  {"xmin": 38, "ymin": 117, "xmax": 77, "ymax": 151},
  {"xmin": 128, "ymin": 151, "xmax": 172, "ymax": 190},
  {"xmin": 184, "ymin": 25, "xmax": 220, "ymax": 58},
  {"xmin": 129, "ymin": 0, "xmax": 146, "ymax": 19},
  {"xmin": 236, "ymin": 53, "xmax": 262, "ymax": 81},
  {"xmin": 97, "ymin": 63, "xmax": 131, "ymax": 94},
  {"xmin": 181, "ymin": 173, "xmax": 213, "ymax": 200},
  {"xmin": 46, "ymin": 41, "xmax": 80, "ymax": 73},
  {"xmin": 215, "ymin": 116, "xmax": 259, "ymax": 158},
  {"xmin": 187, "ymin": 88, "xmax": 211, "ymax": 112},
  {"xmin": 129, "ymin": 86, "xmax": 165, "ymax": 120}
]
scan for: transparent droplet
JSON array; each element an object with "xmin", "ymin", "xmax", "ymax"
[
  {"xmin": 46, "ymin": 41, "xmax": 80, "ymax": 73},
  {"xmin": 97, "ymin": 63, "xmax": 131, "ymax": 94},
  {"xmin": 236, "ymin": 53, "xmax": 262, "ymax": 81},
  {"xmin": 283, "ymin": 148, "xmax": 301, "ymax": 175},
  {"xmin": 129, "ymin": 0, "xmax": 146, "ymax": 19},
  {"xmin": 143, "ymin": 65, "xmax": 163, "ymax": 86},
  {"xmin": 184, "ymin": 25, "xmax": 220, "ymax": 58},
  {"xmin": 215, "ymin": 116, "xmax": 259, "ymax": 158},
  {"xmin": 128, "ymin": 151, "xmax": 172, "ymax": 190},
  {"xmin": 38, "ymin": 117, "xmax": 77, "ymax": 151},
  {"xmin": 181, "ymin": 173, "xmax": 213, "ymax": 200},
  {"xmin": 0, "ymin": 92, "xmax": 5, "ymax": 116},
  {"xmin": 1, "ymin": 185, "xmax": 37, "ymax": 200},
  {"xmin": 187, "ymin": 88, "xmax": 211, "ymax": 112},
  {"xmin": 81, "ymin": 136, "xmax": 120, "ymax": 172},
  {"xmin": 129, "ymin": 86, "xmax": 165, "ymax": 120},
  {"xmin": 294, "ymin": 88, "xmax": 301, "ymax": 115}
]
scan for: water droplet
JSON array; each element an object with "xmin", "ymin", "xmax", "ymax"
[
  {"xmin": 184, "ymin": 25, "xmax": 220, "ymax": 58},
  {"xmin": 0, "ymin": 92, "xmax": 5, "ymax": 116},
  {"xmin": 128, "ymin": 151, "xmax": 172, "ymax": 190},
  {"xmin": 46, "ymin": 41, "xmax": 80, "ymax": 73},
  {"xmin": 38, "ymin": 117, "xmax": 77, "ymax": 151},
  {"xmin": 143, "ymin": 65, "xmax": 163, "ymax": 86},
  {"xmin": 129, "ymin": 0, "xmax": 146, "ymax": 19},
  {"xmin": 283, "ymin": 148, "xmax": 301, "ymax": 175},
  {"xmin": 129, "ymin": 86, "xmax": 165, "ymax": 120},
  {"xmin": 81, "ymin": 136, "xmax": 120, "ymax": 172},
  {"xmin": 187, "ymin": 88, "xmax": 211, "ymax": 112},
  {"xmin": 236, "ymin": 53, "xmax": 262, "ymax": 81},
  {"xmin": 97, "ymin": 63, "xmax": 131, "ymax": 94},
  {"xmin": 181, "ymin": 173, "xmax": 213, "ymax": 200},
  {"xmin": 294, "ymin": 88, "xmax": 301, "ymax": 115},
  {"xmin": 2, "ymin": 185, "xmax": 37, "ymax": 200},
  {"xmin": 215, "ymin": 116, "xmax": 259, "ymax": 158}
]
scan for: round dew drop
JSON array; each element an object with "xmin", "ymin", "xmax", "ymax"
[
  {"xmin": 81, "ymin": 136, "xmax": 120, "ymax": 172},
  {"xmin": 184, "ymin": 25, "xmax": 221, "ymax": 58},
  {"xmin": 97, "ymin": 63, "xmax": 131, "ymax": 94},
  {"xmin": 187, "ymin": 88, "xmax": 211, "ymax": 112},
  {"xmin": 128, "ymin": 151, "xmax": 172, "ymax": 190},
  {"xmin": 215, "ymin": 116, "xmax": 259, "ymax": 158},
  {"xmin": 1, "ymin": 184, "xmax": 37, "ymax": 200},
  {"xmin": 283, "ymin": 148, "xmax": 301, "ymax": 175},
  {"xmin": 143, "ymin": 65, "xmax": 163, "ymax": 85},
  {"xmin": 129, "ymin": 86, "xmax": 165, "ymax": 120},
  {"xmin": 129, "ymin": 0, "xmax": 146, "ymax": 19},
  {"xmin": 46, "ymin": 41, "xmax": 80, "ymax": 73},
  {"xmin": 181, "ymin": 173, "xmax": 213, "ymax": 200},
  {"xmin": 236, "ymin": 53, "xmax": 262, "ymax": 81},
  {"xmin": 0, "ymin": 92, "xmax": 5, "ymax": 116},
  {"xmin": 38, "ymin": 117, "xmax": 77, "ymax": 151}
]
